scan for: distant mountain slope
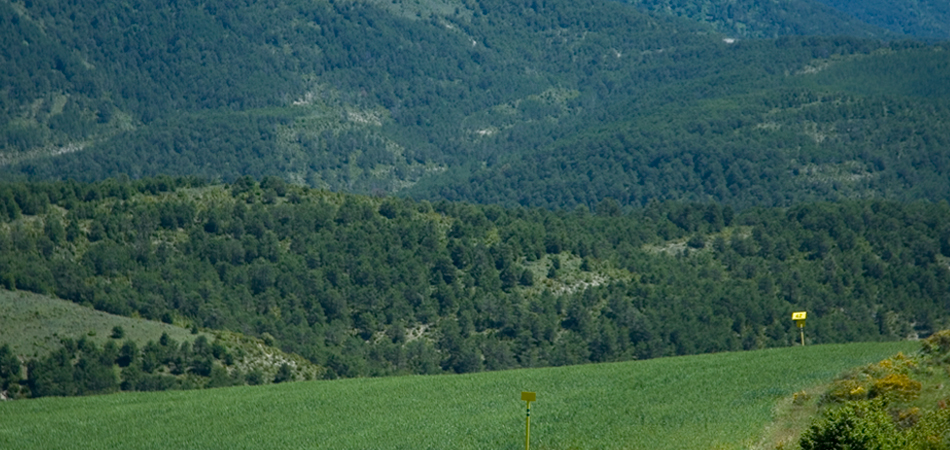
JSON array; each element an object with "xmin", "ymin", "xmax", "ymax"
[
  {"xmin": 814, "ymin": 0, "xmax": 950, "ymax": 40},
  {"xmin": 619, "ymin": 0, "xmax": 950, "ymax": 40},
  {"xmin": 2, "ymin": 0, "xmax": 950, "ymax": 210},
  {"xmin": 618, "ymin": 0, "xmax": 893, "ymax": 39},
  {"xmin": 0, "ymin": 0, "xmax": 725, "ymax": 189},
  {"xmin": 408, "ymin": 43, "xmax": 950, "ymax": 209}
]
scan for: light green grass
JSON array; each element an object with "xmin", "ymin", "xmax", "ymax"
[
  {"xmin": 0, "ymin": 341, "xmax": 914, "ymax": 449},
  {"xmin": 0, "ymin": 289, "xmax": 204, "ymax": 358}
]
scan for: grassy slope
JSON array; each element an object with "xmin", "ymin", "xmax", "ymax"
[
  {"xmin": 0, "ymin": 341, "xmax": 913, "ymax": 449},
  {"xmin": 0, "ymin": 289, "xmax": 202, "ymax": 358},
  {"xmin": 0, "ymin": 289, "xmax": 324, "ymax": 382}
]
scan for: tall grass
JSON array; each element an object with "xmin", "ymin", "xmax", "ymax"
[
  {"xmin": 0, "ymin": 290, "xmax": 202, "ymax": 358},
  {"xmin": 0, "ymin": 341, "xmax": 914, "ymax": 450}
]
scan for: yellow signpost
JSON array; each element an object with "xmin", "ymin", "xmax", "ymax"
[
  {"xmin": 792, "ymin": 311, "xmax": 807, "ymax": 346},
  {"xmin": 522, "ymin": 391, "xmax": 536, "ymax": 450}
]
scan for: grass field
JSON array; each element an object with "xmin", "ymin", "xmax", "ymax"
[
  {"xmin": 0, "ymin": 289, "xmax": 204, "ymax": 358},
  {"xmin": 0, "ymin": 340, "xmax": 914, "ymax": 450}
]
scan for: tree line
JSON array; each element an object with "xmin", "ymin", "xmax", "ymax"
[
  {"xmin": 0, "ymin": 177, "xmax": 946, "ymax": 383},
  {"xmin": 0, "ymin": 330, "xmax": 299, "ymax": 399}
]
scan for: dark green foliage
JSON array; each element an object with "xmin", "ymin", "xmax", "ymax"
[
  {"xmin": 623, "ymin": 0, "xmax": 894, "ymax": 39},
  {"xmin": 5, "ymin": 0, "xmax": 950, "ymax": 211},
  {"xmin": 812, "ymin": 0, "xmax": 950, "ymax": 39},
  {"xmin": 800, "ymin": 399, "xmax": 906, "ymax": 450},
  {"xmin": 1, "ymin": 178, "xmax": 948, "ymax": 382},
  {"xmin": 414, "ymin": 76, "xmax": 950, "ymax": 210},
  {"xmin": 246, "ymin": 369, "xmax": 264, "ymax": 386},
  {"xmin": 22, "ymin": 331, "xmax": 253, "ymax": 397},
  {"xmin": 273, "ymin": 363, "xmax": 293, "ymax": 384},
  {"xmin": 26, "ymin": 338, "xmax": 118, "ymax": 397},
  {"xmin": 0, "ymin": 344, "xmax": 21, "ymax": 394}
]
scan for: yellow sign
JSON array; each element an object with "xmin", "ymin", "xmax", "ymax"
[
  {"xmin": 792, "ymin": 312, "xmax": 807, "ymax": 320},
  {"xmin": 522, "ymin": 391, "xmax": 536, "ymax": 402}
]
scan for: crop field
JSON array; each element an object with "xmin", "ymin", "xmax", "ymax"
[
  {"xmin": 0, "ymin": 290, "xmax": 204, "ymax": 358},
  {"xmin": 0, "ymin": 340, "xmax": 914, "ymax": 449}
]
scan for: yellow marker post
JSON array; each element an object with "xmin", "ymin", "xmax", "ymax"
[
  {"xmin": 521, "ymin": 391, "xmax": 536, "ymax": 450},
  {"xmin": 792, "ymin": 311, "xmax": 807, "ymax": 346}
]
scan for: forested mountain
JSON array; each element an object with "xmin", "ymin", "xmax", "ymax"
[
  {"xmin": 813, "ymin": 0, "xmax": 950, "ymax": 40},
  {"xmin": 0, "ymin": 178, "xmax": 946, "ymax": 379},
  {"xmin": 1, "ymin": 0, "xmax": 719, "ymax": 184},
  {"xmin": 409, "ymin": 44, "xmax": 950, "ymax": 209},
  {"xmin": 621, "ymin": 0, "xmax": 950, "ymax": 40},
  {"xmin": 619, "ymin": 0, "xmax": 892, "ymax": 39},
  {"xmin": 3, "ymin": 0, "xmax": 950, "ymax": 394},
  {"xmin": 3, "ymin": 0, "xmax": 950, "ymax": 211}
]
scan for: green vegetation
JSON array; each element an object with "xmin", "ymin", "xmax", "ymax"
[
  {"xmin": 0, "ymin": 341, "xmax": 914, "ymax": 449},
  {"xmin": 621, "ymin": 0, "xmax": 892, "ymax": 39},
  {"xmin": 0, "ymin": 290, "xmax": 322, "ymax": 399},
  {"xmin": 412, "ymin": 45, "xmax": 950, "ymax": 209},
  {"xmin": 0, "ymin": 177, "xmax": 947, "ymax": 384},
  {"xmin": 624, "ymin": 0, "xmax": 950, "ymax": 41},
  {"xmin": 0, "ymin": 289, "xmax": 201, "ymax": 358},
  {"xmin": 812, "ymin": 0, "xmax": 950, "ymax": 40},
  {"xmin": 2, "ymin": 0, "xmax": 950, "ymax": 432},
  {"xmin": 756, "ymin": 331, "xmax": 950, "ymax": 449},
  {"xmin": 3, "ymin": 0, "xmax": 950, "ymax": 211}
]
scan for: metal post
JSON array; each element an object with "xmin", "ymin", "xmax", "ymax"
[
  {"xmin": 525, "ymin": 402, "xmax": 531, "ymax": 450},
  {"xmin": 521, "ymin": 391, "xmax": 535, "ymax": 450}
]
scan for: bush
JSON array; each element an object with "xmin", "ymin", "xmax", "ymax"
[
  {"xmin": 687, "ymin": 234, "xmax": 706, "ymax": 249},
  {"xmin": 922, "ymin": 330, "xmax": 950, "ymax": 355},
  {"xmin": 871, "ymin": 373, "xmax": 921, "ymax": 401},
  {"xmin": 0, "ymin": 344, "xmax": 21, "ymax": 392},
  {"xmin": 246, "ymin": 369, "xmax": 264, "ymax": 386},
  {"xmin": 274, "ymin": 363, "xmax": 293, "ymax": 383},
  {"xmin": 800, "ymin": 399, "xmax": 908, "ymax": 450}
]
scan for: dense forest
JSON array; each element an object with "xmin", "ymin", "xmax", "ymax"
[
  {"xmin": 411, "ymin": 62, "xmax": 950, "ymax": 209},
  {"xmin": 0, "ymin": 177, "xmax": 946, "ymax": 382},
  {"xmin": 2, "ymin": 0, "xmax": 950, "ymax": 211},
  {"xmin": 620, "ymin": 0, "xmax": 891, "ymax": 39},
  {"xmin": 812, "ymin": 0, "xmax": 950, "ymax": 40},
  {"xmin": 3, "ymin": 0, "xmax": 950, "ymax": 403},
  {"xmin": 0, "ymin": 334, "xmax": 245, "ymax": 399}
]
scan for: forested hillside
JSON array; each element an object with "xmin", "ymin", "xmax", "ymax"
[
  {"xmin": 1, "ymin": 0, "xmax": 719, "ymax": 186},
  {"xmin": 0, "ymin": 178, "xmax": 946, "ymax": 379},
  {"xmin": 813, "ymin": 0, "xmax": 950, "ymax": 40},
  {"xmin": 619, "ymin": 0, "xmax": 891, "ymax": 39},
  {"xmin": 3, "ymin": 0, "xmax": 950, "ymax": 211},
  {"xmin": 411, "ymin": 44, "xmax": 950, "ymax": 209},
  {"xmin": 621, "ymin": 0, "xmax": 950, "ymax": 40}
]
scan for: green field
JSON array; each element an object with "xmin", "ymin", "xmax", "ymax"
[
  {"xmin": 0, "ymin": 289, "xmax": 204, "ymax": 359},
  {"xmin": 0, "ymin": 341, "xmax": 914, "ymax": 449}
]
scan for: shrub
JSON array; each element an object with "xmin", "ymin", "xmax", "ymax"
[
  {"xmin": 246, "ymin": 369, "xmax": 264, "ymax": 386},
  {"xmin": 800, "ymin": 399, "xmax": 908, "ymax": 450},
  {"xmin": 908, "ymin": 407, "xmax": 950, "ymax": 449},
  {"xmin": 824, "ymin": 377, "xmax": 871, "ymax": 403},
  {"xmin": 274, "ymin": 363, "xmax": 293, "ymax": 384},
  {"xmin": 922, "ymin": 330, "xmax": 950, "ymax": 355},
  {"xmin": 871, "ymin": 373, "xmax": 921, "ymax": 401}
]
